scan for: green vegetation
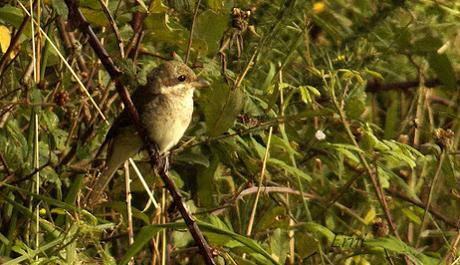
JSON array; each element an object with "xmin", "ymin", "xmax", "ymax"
[{"xmin": 1, "ymin": 0, "xmax": 460, "ymax": 264}]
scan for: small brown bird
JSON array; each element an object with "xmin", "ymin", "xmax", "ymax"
[{"xmin": 85, "ymin": 60, "xmax": 208, "ymax": 206}]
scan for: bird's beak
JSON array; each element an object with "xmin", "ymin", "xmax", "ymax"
[{"xmin": 191, "ymin": 78, "xmax": 210, "ymax": 89}]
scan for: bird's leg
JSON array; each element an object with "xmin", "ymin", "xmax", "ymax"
[
  {"xmin": 163, "ymin": 154, "xmax": 170, "ymax": 173},
  {"xmin": 157, "ymin": 153, "xmax": 170, "ymax": 175}
]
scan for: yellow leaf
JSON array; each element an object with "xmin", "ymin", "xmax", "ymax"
[
  {"xmin": 0, "ymin": 25, "xmax": 11, "ymax": 53},
  {"xmin": 363, "ymin": 207, "xmax": 376, "ymax": 225}
]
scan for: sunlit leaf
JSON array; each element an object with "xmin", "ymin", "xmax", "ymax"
[{"xmin": 0, "ymin": 25, "xmax": 11, "ymax": 53}]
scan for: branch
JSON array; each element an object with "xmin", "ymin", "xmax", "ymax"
[
  {"xmin": 62, "ymin": 1, "xmax": 215, "ymax": 264},
  {"xmin": 365, "ymin": 77, "xmax": 460, "ymax": 92},
  {"xmin": 388, "ymin": 188, "xmax": 458, "ymax": 229},
  {"xmin": 184, "ymin": 0, "xmax": 202, "ymax": 64}
]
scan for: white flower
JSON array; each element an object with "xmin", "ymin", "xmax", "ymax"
[{"xmin": 315, "ymin": 130, "xmax": 326, "ymax": 140}]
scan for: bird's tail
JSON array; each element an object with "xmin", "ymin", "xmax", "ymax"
[
  {"xmin": 84, "ymin": 133, "xmax": 143, "ymax": 207},
  {"xmin": 83, "ymin": 161, "xmax": 120, "ymax": 207}
]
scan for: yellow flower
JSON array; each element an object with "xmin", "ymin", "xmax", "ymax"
[
  {"xmin": 313, "ymin": 2, "xmax": 326, "ymax": 14},
  {"xmin": 39, "ymin": 208, "xmax": 47, "ymax": 216},
  {"xmin": 335, "ymin": 54, "xmax": 346, "ymax": 62}
]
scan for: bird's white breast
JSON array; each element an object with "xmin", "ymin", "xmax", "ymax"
[{"xmin": 141, "ymin": 87, "xmax": 194, "ymax": 154}]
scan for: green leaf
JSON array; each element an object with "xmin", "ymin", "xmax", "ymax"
[
  {"xmin": 195, "ymin": 10, "xmax": 228, "ymax": 55},
  {"xmin": 301, "ymin": 222, "xmax": 336, "ymax": 244},
  {"xmin": 412, "ymin": 36, "xmax": 456, "ymax": 89},
  {"xmin": 262, "ymin": 63, "xmax": 276, "ymax": 93},
  {"xmin": 80, "ymin": 8, "xmax": 109, "ymax": 27},
  {"xmin": 295, "ymin": 234, "xmax": 320, "ymax": 259},
  {"xmin": 206, "ymin": 0, "xmax": 227, "ymax": 11},
  {"xmin": 198, "ymin": 78, "xmax": 243, "ymax": 137},
  {"xmin": 119, "ymin": 225, "xmax": 163, "ymax": 265},
  {"xmin": 412, "ymin": 36, "xmax": 442, "ymax": 53},
  {"xmin": 174, "ymin": 151, "xmax": 210, "ymax": 167},
  {"xmin": 327, "ymin": 143, "xmax": 363, "ymax": 164},
  {"xmin": 254, "ymin": 206, "xmax": 285, "ymax": 232},
  {"xmin": 51, "ymin": 0, "xmax": 68, "ymax": 17},
  {"xmin": 268, "ymin": 158, "xmax": 312, "ymax": 181},
  {"xmin": 364, "ymin": 236, "xmax": 439, "ymax": 265},
  {"xmin": 143, "ymin": 13, "xmax": 188, "ymax": 46},
  {"xmin": 149, "ymin": 0, "xmax": 166, "ymax": 12},
  {"xmin": 107, "ymin": 201, "xmax": 150, "ymax": 224},
  {"xmin": 269, "ymin": 228, "xmax": 289, "ymax": 264},
  {"xmin": 196, "ymin": 155, "xmax": 219, "ymax": 207},
  {"xmin": 120, "ymin": 221, "xmax": 280, "ymax": 265},
  {"xmin": 401, "ymin": 208, "xmax": 422, "ymax": 225},
  {"xmin": 0, "ymin": 5, "xmax": 24, "ymax": 28},
  {"xmin": 4, "ymin": 237, "xmax": 64, "ymax": 265},
  {"xmin": 427, "ymin": 52, "xmax": 456, "ymax": 89}
]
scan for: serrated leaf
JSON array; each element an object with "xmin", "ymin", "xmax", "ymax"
[
  {"xmin": 411, "ymin": 36, "xmax": 456, "ymax": 89},
  {"xmin": 143, "ymin": 13, "xmax": 188, "ymax": 46},
  {"xmin": 412, "ymin": 36, "xmax": 442, "ymax": 53},
  {"xmin": 296, "ymin": 234, "xmax": 319, "ymax": 259},
  {"xmin": 364, "ymin": 236, "xmax": 439, "ymax": 265},
  {"xmin": 269, "ymin": 228, "xmax": 289, "ymax": 264},
  {"xmin": 195, "ymin": 10, "xmax": 228, "ymax": 55},
  {"xmin": 254, "ymin": 206, "xmax": 285, "ymax": 232},
  {"xmin": 198, "ymin": 79, "xmax": 243, "ymax": 137},
  {"xmin": 149, "ymin": 0, "xmax": 166, "ymax": 12},
  {"xmin": 427, "ymin": 52, "xmax": 456, "ymax": 89}
]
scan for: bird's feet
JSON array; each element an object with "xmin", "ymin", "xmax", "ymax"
[{"xmin": 157, "ymin": 154, "xmax": 170, "ymax": 175}]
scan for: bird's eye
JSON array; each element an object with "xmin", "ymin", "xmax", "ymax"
[{"xmin": 177, "ymin": 75, "xmax": 187, "ymax": 82}]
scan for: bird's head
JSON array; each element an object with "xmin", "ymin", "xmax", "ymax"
[{"xmin": 147, "ymin": 61, "xmax": 209, "ymax": 95}]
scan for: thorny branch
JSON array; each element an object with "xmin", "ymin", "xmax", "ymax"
[{"xmin": 63, "ymin": 1, "xmax": 215, "ymax": 264}]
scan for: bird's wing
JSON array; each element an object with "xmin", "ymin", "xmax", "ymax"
[{"xmin": 105, "ymin": 85, "xmax": 153, "ymax": 141}]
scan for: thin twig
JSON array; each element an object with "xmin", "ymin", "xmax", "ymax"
[
  {"xmin": 443, "ymin": 230, "xmax": 460, "ymax": 264},
  {"xmin": 128, "ymin": 158, "xmax": 159, "ymax": 210},
  {"xmin": 184, "ymin": 0, "xmax": 202, "ymax": 64},
  {"xmin": 17, "ymin": 1, "xmax": 108, "ymax": 123},
  {"xmin": 365, "ymin": 77, "xmax": 460, "ymax": 93},
  {"xmin": 0, "ymin": 152, "xmax": 11, "ymax": 175},
  {"xmin": 388, "ymin": 188, "xmax": 458, "ymax": 228},
  {"xmin": 97, "ymin": 0, "xmax": 125, "ymax": 58},
  {"xmin": 56, "ymin": 16, "xmax": 90, "ymax": 75},
  {"xmin": 246, "ymin": 127, "xmax": 273, "ymax": 236},
  {"xmin": 416, "ymin": 151, "xmax": 446, "ymax": 247},
  {"xmin": 124, "ymin": 161, "xmax": 135, "ymax": 265},
  {"xmin": 233, "ymin": 50, "xmax": 257, "ymax": 90},
  {"xmin": 5, "ymin": 162, "xmax": 51, "ymax": 187},
  {"xmin": 125, "ymin": 11, "xmax": 146, "ymax": 58},
  {"xmin": 0, "ymin": 0, "xmax": 37, "ymax": 75},
  {"xmin": 329, "ymin": 73, "xmax": 401, "ymax": 240},
  {"xmin": 235, "ymin": 186, "xmax": 367, "ymax": 224}
]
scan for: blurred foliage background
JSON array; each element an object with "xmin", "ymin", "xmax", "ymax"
[{"xmin": 1, "ymin": 0, "xmax": 460, "ymax": 264}]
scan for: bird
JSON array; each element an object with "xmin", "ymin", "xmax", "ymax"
[{"xmin": 84, "ymin": 60, "xmax": 208, "ymax": 206}]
